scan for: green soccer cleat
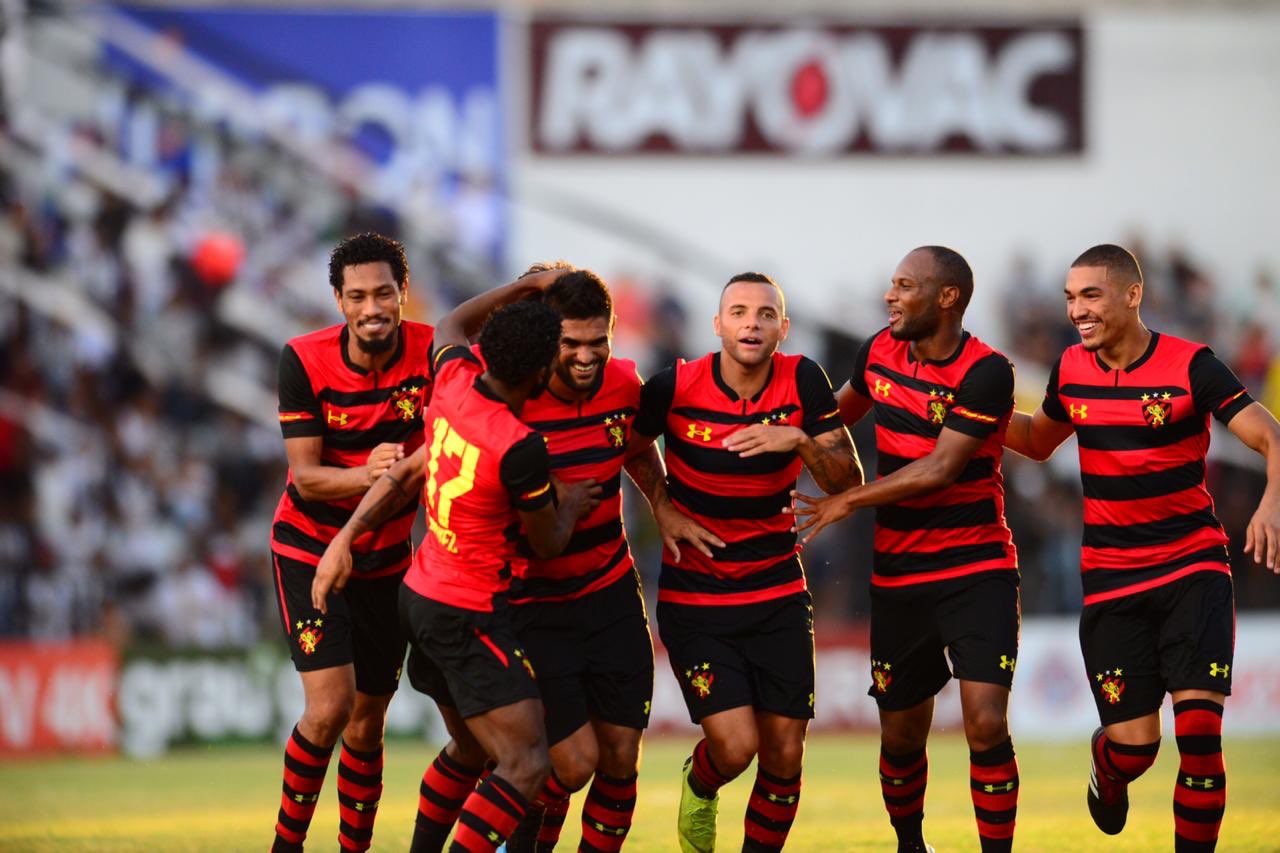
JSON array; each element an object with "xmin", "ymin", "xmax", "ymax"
[{"xmin": 677, "ymin": 755, "xmax": 719, "ymax": 853}]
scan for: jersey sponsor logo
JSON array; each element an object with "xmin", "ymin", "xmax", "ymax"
[
  {"xmin": 927, "ymin": 388, "xmax": 955, "ymax": 424},
  {"xmin": 871, "ymin": 658, "xmax": 893, "ymax": 693},
  {"xmin": 1095, "ymin": 667, "xmax": 1124, "ymax": 704},
  {"xmin": 294, "ymin": 618, "xmax": 324, "ymax": 655},
  {"xmin": 390, "ymin": 383, "xmax": 424, "ymax": 422},
  {"xmin": 1068, "ymin": 403, "xmax": 1088, "ymax": 420},
  {"xmin": 684, "ymin": 661, "xmax": 715, "ymax": 698},
  {"xmin": 1140, "ymin": 392, "xmax": 1173, "ymax": 428},
  {"xmin": 686, "ymin": 423, "xmax": 713, "ymax": 442},
  {"xmin": 604, "ymin": 412, "xmax": 629, "ymax": 448},
  {"xmin": 326, "ymin": 408, "xmax": 349, "ymax": 427},
  {"xmin": 873, "ymin": 379, "xmax": 893, "ymax": 398},
  {"xmin": 1208, "ymin": 662, "xmax": 1230, "ymax": 678}
]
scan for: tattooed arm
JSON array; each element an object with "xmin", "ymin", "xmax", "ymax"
[
  {"xmin": 311, "ymin": 447, "xmax": 427, "ymax": 611},
  {"xmin": 721, "ymin": 422, "xmax": 861, "ymax": 495}
]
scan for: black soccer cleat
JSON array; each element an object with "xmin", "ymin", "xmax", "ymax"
[{"xmin": 1087, "ymin": 726, "xmax": 1129, "ymax": 835}]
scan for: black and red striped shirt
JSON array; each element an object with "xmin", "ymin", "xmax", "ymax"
[
  {"xmin": 635, "ymin": 351, "xmax": 842, "ymax": 606},
  {"xmin": 510, "ymin": 358, "xmax": 642, "ymax": 604},
  {"xmin": 852, "ymin": 328, "xmax": 1017, "ymax": 588},
  {"xmin": 1043, "ymin": 332, "xmax": 1251, "ymax": 605},
  {"xmin": 271, "ymin": 321, "xmax": 433, "ymax": 578},
  {"xmin": 404, "ymin": 346, "xmax": 555, "ymax": 612}
]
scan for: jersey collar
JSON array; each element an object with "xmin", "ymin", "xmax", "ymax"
[
  {"xmin": 712, "ymin": 351, "xmax": 775, "ymax": 403},
  {"xmin": 1093, "ymin": 331, "xmax": 1159, "ymax": 373},
  {"xmin": 340, "ymin": 325, "xmax": 405, "ymax": 376},
  {"xmin": 907, "ymin": 331, "xmax": 970, "ymax": 367}
]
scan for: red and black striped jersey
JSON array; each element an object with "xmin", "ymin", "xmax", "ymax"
[
  {"xmin": 852, "ymin": 328, "xmax": 1017, "ymax": 588},
  {"xmin": 635, "ymin": 351, "xmax": 842, "ymax": 606},
  {"xmin": 1043, "ymin": 332, "xmax": 1252, "ymax": 606},
  {"xmin": 271, "ymin": 321, "xmax": 433, "ymax": 578},
  {"xmin": 404, "ymin": 346, "xmax": 555, "ymax": 612},
  {"xmin": 510, "ymin": 358, "xmax": 642, "ymax": 604}
]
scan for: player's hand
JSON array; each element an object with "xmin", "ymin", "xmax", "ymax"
[
  {"xmin": 312, "ymin": 536, "xmax": 354, "ymax": 613},
  {"xmin": 722, "ymin": 424, "xmax": 806, "ymax": 457},
  {"xmin": 1244, "ymin": 496, "xmax": 1280, "ymax": 572},
  {"xmin": 654, "ymin": 500, "xmax": 725, "ymax": 563},
  {"xmin": 553, "ymin": 476, "xmax": 603, "ymax": 520},
  {"xmin": 365, "ymin": 442, "xmax": 405, "ymax": 486},
  {"xmin": 787, "ymin": 489, "xmax": 855, "ymax": 545}
]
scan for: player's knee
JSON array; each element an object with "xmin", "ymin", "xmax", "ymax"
[
  {"xmin": 881, "ymin": 727, "xmax": 928, "ymax": 756},
  {"xmin": 447, "ymin": 737, "xmax": 489, "ymax": 770},
  {"xmin": 301, "ymin": 695, "xmax": 355, "ymax": 745},
  {"xmin": 963, "ymin": 704, "xmax": 1009, "ymax": 751},
  {"xmin": 596, "ymin": 736, "xmax": 641, "ymax": 779},
  {"xmin": 758, "ymin": 738, "xmax": 804, "ymax": 777},
  {"xmin": 552, "ymin": 746, "xmax": 597, "ymax": 792},
  {"xmin": 709, "ymin": 731, "xmax": 758, "ymax": 778},
  {"xmin": 501, "ymin": 746, "xmax": 551, "ymax": 797}
]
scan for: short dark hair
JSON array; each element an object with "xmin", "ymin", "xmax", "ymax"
[
  {"xmin": 479, "ymin": 301, "xmax": 562, "ymax": 387},
  {"xmin": 520, "ymin": 259, "xmax": 575, "ymax": 277},
  {"xmin": 916, "ymin": 245, "xmax": 974, "ymax": 313},
  {"xmin": 328, "ymin": 232, "xmax": 408, "ymax": 293},
  {"xmin": 1071, "ymin": 244, "xmax": 1143, "ymax": 286},
  {"xmin": 721, "ymin": 271, "xmax": 785, "ymax": 315},
  {"xmin": 544, "ymin": 269, "xmax": 613, "ymax": 323}
]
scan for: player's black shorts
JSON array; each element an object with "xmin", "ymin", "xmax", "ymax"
[
  {"xmin": 657, "ymin": 590, "xmax": 815, "ymax": 724},
  {"xmin": 868, "ymin": 571, "xmax": 1020, "ymax": 711},
  {"xmin": 400, "ymin": 586, "xmax": 540, "ymax": 720},
  {"xmin": 512, "ymin": 569, "xmax": 654, "ymax": 745},
  {"xmin": 1080, "ymin": 570, "xmax": 1234, "ymax": 726},
  {"xmin": 271, "ymin": 552, "xmax": 407, "ymax": 696}
]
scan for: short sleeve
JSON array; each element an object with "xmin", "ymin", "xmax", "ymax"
[
  {"xmin": 1189, "ymin": 348, "xmax": 1253, "ymax": 423},
  {"xmin": 848, "ymin": 334, "xmax": 875, "ymax": 398},
  {"xmin": 277, "ymin": 345, "xmax": 323, "ymax": 439},
  {"xmin": 500, "ymin": 433, "xmax": 554, "ymax": 511},
  {"xmin": 944, "ymin": 353, "xmax": 1014, "ymax": 439},
  {"xmin": 634, "ymin": 365, "xmax": 675, "ymax": 437},
  {"xmin": 796, "ymin": 357, "xmax": 843, "ymax": 437},
  {"xmin": 431, "ymin": 343, "xmax": 478, "ymax": 379},
  {"xmin": 1042, "ymin": 357, "xmax": 1070, "ymax": 423}
]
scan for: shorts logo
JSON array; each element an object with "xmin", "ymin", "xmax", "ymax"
[
  {"xmin": 295, "ymin": 618, "xmax": 324, "ymax": 655},
  {"xmin": 1209, "ymin": 662, "xmax": 1230, "ymax": 678},
  {"xmin": 1141, "ymin": 392, "xmax": 1172, "ymax": 428},
  {"xmin": 685, "ymin": 662, "xmax": 714, "ymax": 698},
  {"xmin": 927, "ymin": 388, "xmax": 955, "ymax": 425},
  {"xmin": 603, "ymin": 413, "xmax": 629, "ymax": 448},
  {"xmin": 686, "ymin": 423, "xmax": 713, "ymax": 442},
  {"xmin": 643, "ymin": 700, "xmax": 652, "ymax": 718},
  {"xmin": 391, "ymin": 384, "xmax": 423, "ymax": 421},
  {"xmin": 514, "ymin": 648, "xmax": 536, "ymax": 680},
  {"xmin": 873, "ymin": 379, "xmax": 893, "ymax": 398},
  {"xmin": 1095, "ymin": 667, "xmax": 1125, "ymax": 704},
  {"xmin": 871, "ymin": 659, "xmax": 893, "ymax": 694},
  {"xmin": 999, "ymin": 655, "xmax": 1016, "ymax": 672}
]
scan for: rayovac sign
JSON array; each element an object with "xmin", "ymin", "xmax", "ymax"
[{"xmin": 530, "ymin": 19, "xmax": 1084, "ymax": 156}]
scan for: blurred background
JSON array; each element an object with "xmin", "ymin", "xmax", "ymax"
[{"xmin": 1, "ymin": 0, "xmax": 1279, "ymax": 759}]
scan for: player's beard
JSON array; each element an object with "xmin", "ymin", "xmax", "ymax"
[
  {"xmin": 889, "ymin": 310, "xmax": 938, "ymax": 342},
  {"xmin": 355, "ymin": 324, "xmax": 397, "ymax": 354}
]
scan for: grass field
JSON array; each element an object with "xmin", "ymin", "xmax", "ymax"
[{"xmin": 1, "ymin": 733, "xmax": 1277, "ymax": 851}]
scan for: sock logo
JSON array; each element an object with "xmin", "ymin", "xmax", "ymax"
[
  {"xmin": 766, "ymin": 792, "xmax": 798, "ymax": 804},
  {"xmin": 1095, "ymin": 667, "xmax": 1125, "ymax": 704},
  {"xmin": 982, "ymin": 782, "xmax": 1016, "ymax": 793},
  {"xmin": 1183, "ymin": 776, "xmax": 1216, "ymax": 790},
  {"xmin": 1208, "ymin": 662, "xmax": 1229, "ymax": 678}
]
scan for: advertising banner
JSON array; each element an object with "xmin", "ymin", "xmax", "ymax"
[
  {"xmin": 530, "ymin": 18, "xmax": 1084, "ymax": 157},
  {"xmin": 0, "ymin": 641, "xmax": 117, "ymax": 754}
]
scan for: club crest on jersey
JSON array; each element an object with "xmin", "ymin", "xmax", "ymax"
[
  {"xmin": 514, "ymin": 648, "xmax": 536, "ymax": 680},
  {"xmin": 295, "ymin": 618, "xmax": 324, "ymax": 655},
  {"xmin": 1095, "ymin": 667, "xmax": 1125, "ymax": 704},
  {"xmin": 685, "ymin": 662, "xmax": 714, "ymax": 698},
  {"xmin": 1140, "ymin": 392, "xmax": 1173, "ymax": 428},
  {"xmin": 927, "ymin": 388, "xmax": 956, "ymax": 425},
  {"xmin": 603, "ymin": 413, "xmax": 629, "ymax": 448},
  {"xmin": 871, "ymin": 659, "xmax": 893, "ymax": 694},
  {"xmin": 390, "ymin": 383, "xmax": 424, "ymax": 422}
]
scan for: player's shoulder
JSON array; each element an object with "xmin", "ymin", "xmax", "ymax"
[
  {"xmin": 604, "ymin": 356, "xmax": 641, "ymax": 388},
  {"xmin": 285, "ymin": 323, "xmax": 344, "ymax": 356},
  {"xmin": 400, "ymin": 320, "xmax": 436, "ymax": 361},
  {"xmin": 1153, "ymin": 330, "xmax": 1209, "ymax": 360}
]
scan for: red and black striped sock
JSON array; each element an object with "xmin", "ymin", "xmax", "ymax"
[
  {"xmin": 412, "ymin": 749, "xmax": 485, "ymax": 853},
  {"xmin": 273, "ymin": 725, "xmax": 335, "ymax": 853},
  {"xmin": 336, "ymin": 742, "xmax": 383, "ymax": 851},
  {"xmin": 449, "ymin": 773, "xmax": 529, "ymax": 853},
  {"xmin": 970, "ymin": 739, "xmax": 1018, "ymax": 853},
  {"xmin": 1173, "ymin": 699, "xmax": 1226, "ymax": 853},
  {"xmin": 688, "ymin": 738, "xmax": 734, "ymax": 799},
  {"xmin": 879, "ymin": 746, "xmax": 927, "ymax": 846},
  {"xmin": 741, "ymin": 768, "xmax": 802, "ymax": 852},
  {"xmin": 524, "ymin": 771, "xmax": 570, "ymax": 852},
  {"xmin": 578, "ymin": 771, "xmax": 638, "ymax": 852},
  {"xmin": 1094, "ymin": 732, "xmax": 1160, "ymax": 802}
]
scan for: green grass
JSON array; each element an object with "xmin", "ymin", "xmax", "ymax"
[{"xmin": 1, "ymin": 734, "xmax": 1277, "ymax": 851}]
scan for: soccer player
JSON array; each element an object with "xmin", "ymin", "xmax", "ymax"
[
  {"xmin": 314, "ymin": 285, "xmax": 602, "ymax": 853},
  {"xmin": 792, "ymin": 246, "xmax": 1021, "ymax": 853},
  {"xmin": 1003, "ymin": 243, "xmax": 1280, "ymax": 852},
  {"xmin": 629, "ymin": 272, "xmax": 860, "ymax": 853},
  {"xmin": 268, "ymin": 232, "xmax": 433, "ymax": 853}
]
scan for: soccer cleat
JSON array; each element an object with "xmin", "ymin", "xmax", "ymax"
[
  {"xmin": 677, "ymin": 756, "xmax": 719, "ymax": 853},
  {"xmin": 502, "ymin": 806, "xmax": 542, "ymax": 853},
  {"xmin": 1087, "ymin": 726, "xmax": 1128, "ymax": 835}
]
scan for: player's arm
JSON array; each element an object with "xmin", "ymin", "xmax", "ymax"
[
  {"xmin": 835, "ymin": 380, "xmax": 874, "ymax": 426},
  {"xmin": 1004, "ymin": 408, "xmax": 1074, "ymax": 461},
  {"xmin": 277, "ymin": 343, "xmax": 404, "ymax": 501},
  {"xmin": 433, "ymin": 267, "xmax": 564, "ymax": 349},
  {"xmin": 509, "ymin": 434, "xmax": 602, "ymax": 558},
  {"xmin": 311, "ymin": 447, "xmax": 427, "ymax": 611}
]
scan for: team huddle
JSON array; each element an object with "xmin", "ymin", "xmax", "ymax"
[{"xmin": 266, "ymin": 234, "xmax": 1280, "ymax": 853}]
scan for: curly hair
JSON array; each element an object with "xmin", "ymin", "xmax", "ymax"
[
  {"xmin": 479, "ymin": 301, "xmax": 563, "ymax": 387},
  {"xmin": 520, "ymin": 259, "xmax": 575, "ymax": 278},
  {"xmin": 544, "ymin": 269, "xmax": 613, "ymax": 323},
  {"xmin": 328, "ymin": 233, "xmax": 408, "ymax": 293}
]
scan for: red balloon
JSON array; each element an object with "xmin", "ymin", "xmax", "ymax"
[{"xmin": 191, "ymin": 232, "xmax": 244, "ymax": 288}]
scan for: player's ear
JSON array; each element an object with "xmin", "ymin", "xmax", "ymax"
[
  {"xmin": 778, "ymin": 315, "xmax": 791, "ymax": 342},
  {"xmin": 938, "ymin": 284, "xmax": 960, "ymax": 310},
  {"xmin": 1126, "ymin": 281, "xmax": 1142, "ymax": 309}
]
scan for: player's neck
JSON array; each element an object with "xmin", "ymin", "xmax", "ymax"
[
  {"xmin": 1096, "ymin": 323, "xmax": 1152, "ymax": 371},
  {"xmin": 345, "ymin": 331, "xmax": 399, "ymax": 373},
  {"xmin": 718, "ymin": 350, "xmax": 772, "ymax": 399},
  {"xmin": 547, "ymin": 372, "xmax": 589, "ymax": 403},
  {"xmin": 480, "ymin": 373, "xmax": 532, "ymax": 416},
  {"xmin": 908, "ymin": 322, "xmax": 964, "ymax": 364}
]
